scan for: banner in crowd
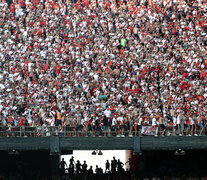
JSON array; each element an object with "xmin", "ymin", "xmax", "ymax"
[{"xmin": 141, "ymin": 126, "xmax": 154, "ymax": 136}]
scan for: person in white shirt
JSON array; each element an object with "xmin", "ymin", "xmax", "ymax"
[
  {"xmin": 117, "ymin": 114, "xmax": 125, "ymax": 137},
  {"xmin": 189, "ymin": 113, "xmax": 195, "ymax": 136},
  {"xmin": 176, "ymin": 112, "xmax": 182, "ymax": 136},
  {"xmin": 104, "ymin": 108, "xmax": 111, "ymax": 119},
  {"xmin": 152, "ymin": 115, "xmax": 158, "ymax": 137},
  {"xmin": 111, "ymin": 115, "xmax": 118, "ymax": 136},
  {"xmin": 82, "ymin": 112, "xmax": 89, "ymax": 137}
]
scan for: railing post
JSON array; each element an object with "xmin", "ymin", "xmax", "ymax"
[
  {"xmin": 50, "ymin": 136, "xmax": 60, "ymax": 155},
  {"xmin": 133, "ymin": 136, "xmax": 141, "ymax": 154}
]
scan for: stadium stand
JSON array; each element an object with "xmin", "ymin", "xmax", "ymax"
[{"xmin": 0, "ymin": 0, "xmax": 206, "ymax": 137}]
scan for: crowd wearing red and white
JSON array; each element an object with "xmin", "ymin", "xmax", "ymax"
[{"xmin": 0, "ymin": 0, "xmax": 206, "ymax": 137}]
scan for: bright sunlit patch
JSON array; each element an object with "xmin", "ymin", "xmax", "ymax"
[{"xmin": 62, "ymin": 150, "xmax": 126, "ymax": 172}]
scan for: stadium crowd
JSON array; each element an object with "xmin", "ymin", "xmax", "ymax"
[
  {"xmin": 0, "ymin": 0, "xmax": 206, "ymax": 137},
  {"xmin": 59, "ymin": 156, "xmax": 126, "ymax": 176}
]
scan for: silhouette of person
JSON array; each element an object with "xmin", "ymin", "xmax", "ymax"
[
  {"xmin": 95, "ymin": 165, "xmax": 103, "ymax": 175},
  {"xmin": 125, "ymin": 158, "xmax": 133, "ymax": 172},
  {"xmin": 68, "ymin": 163, "xmax": 75, "ymax": 177},
  {"xmin": 117, "ymin": 159, "xmax": 124, "ymax": 173},
  {"xmin": 82, "ymin": 160, "xmax": 88, "ymax": 174},
  {"xmin": 76, "ymin": 160, "xmax": 81, "ymax": 174},
  {"xmin": 95, "ymin": 165, "xmax": 99, "ymax": 174},
  {"xmin": 88, "ymin": 166, "xmax": 93, "ymax": 175},
  {"xmin": 111, "ymin": 157, "xmax": 117, "ymax": 174},
  {"xmin": 68, "ymin": 157, "xmax": 75, "ymax": 177},
  {"xmin": 99, "ymin": 167, "xmax": 103, "ymax": 174},
  {"xmin": 59, "ymin": 158, "xmax": 67, "ymax": 174},
  {"xmin": 69, "ymin": 156, "xmax": 75, "ymax": 167},
  {"xmin": 105, "ymin": 160, "xmax": 110, "ymax": 173}
]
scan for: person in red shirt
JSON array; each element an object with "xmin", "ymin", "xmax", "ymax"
[
  {"xmin": 19, "ymin": 116, "xmax": 26, "ymax": 137},
  {"xmin": 43, "ymin": 63, "xmax": 49, "ymax": 72},
  {"xmin": 10, "ymin": 3, "xmax": 15, "ymax": 13},
  {"xmin": 106, "ymin": 1, "xmax": 110, "ymax": 9},
  {"xmin": 18, "ymin": 0, "xmax": 25, "ymax": 8},
  {"xmin": 55, "ymin": 65, "xmax": 61, "ymax": 74}
]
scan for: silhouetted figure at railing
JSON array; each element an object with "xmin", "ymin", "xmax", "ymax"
[
  {"xmin": 59, "ymin": 158, "xmax": 67, "ymax": 175},
  {"xmin": 68, "ymin": 163, "xmax": 75, "ymax": 177},
  {"xmin": 88, "ymin": 166, "xmax": 93, "ymax": 175},
  {"xmin": 68, "ymin": 156, "xmax": 75, "ymax": 177},
  {"xmin": 111, "ymin": 157, "xmax": 117, "ymax": 174},
  {"xmin": 82, "ymin": 160, "xmax": 88, "ymax": 174},
  {"xmin": 95, "ymin": 165, "xmax": 103, "ymax": 175},
  {"xmin": 76, "ymin": 160, "xmax": 81, "ymax": 174},
  {"xmin": 69, "ymin": 156, "xmax": 75, "ymax": 168},
  {"xmin": 105, "ymin": 160, "xmax": 110, "ymax": 173},
  {"xmin": 117, "ymin": 159, "xmax": 124, "ymax": 173},
  {"xmin": 125, "ymin": 158, "xmax": 133, "ymax": 172},
  {"xmin": 95, "ymin": 165, "xmax": 98, "ymax": 174}
]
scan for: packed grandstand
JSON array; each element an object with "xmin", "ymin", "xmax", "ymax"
[{"xmin": 0, "ymin": 0, "xmax": 206, "ymax": 137}]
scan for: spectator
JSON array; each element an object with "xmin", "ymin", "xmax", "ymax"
[
  {"xmin": 117, "ymin": 159, "xmax": 124, "ymax": 173},
  {"xmin": 59, "ymin": 158, "xmax": 67, "ymax": 175},
  {"xmin": 88, "ymin": 165, "xmax": 93, "ymax": 175},
  {"xmin": 82, "ymin": 160, "xmax": 88, "ymax": 174},
  {"xmin": 111, "ymin": 157, "xmax": 117, "ymax": 174},
  {"xmin": 105, "ymin": 160, "xmax": 110, "ymax": 173},
  {"xmin": 76, "ymin": 160, "xmax": 81, "ymax": 174}
]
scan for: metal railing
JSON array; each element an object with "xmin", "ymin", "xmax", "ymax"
[{"xmin": 0, "ymin": 125, "xmax": 205, "ymax": 137}]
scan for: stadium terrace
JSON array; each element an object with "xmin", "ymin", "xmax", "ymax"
[{"xmin": 0, "ymin": 0, "xmax": 206, "ymax": 137}]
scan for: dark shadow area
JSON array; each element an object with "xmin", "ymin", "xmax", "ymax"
[{"xmin": 0, "ymin": 150, "xmax": 207, "ymax": 179}]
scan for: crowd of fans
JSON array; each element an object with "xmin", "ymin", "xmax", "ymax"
[
  {"xmin": 0, "ymin": 0, "xmax": 206, "ymax": 137},
  {"xmin": 59, "ymin": 156, "xmax": 127, "ymax": 176}
]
